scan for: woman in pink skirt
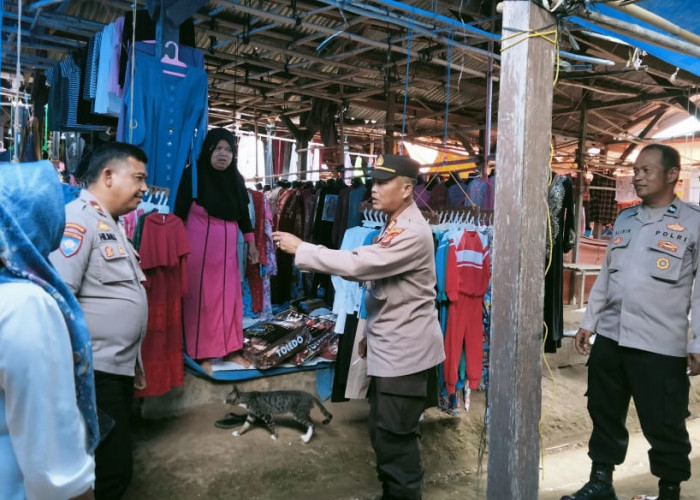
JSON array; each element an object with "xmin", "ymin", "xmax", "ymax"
[{"xmin": 175, "ymin": 128, "xmax": 258, "ymax": 374}]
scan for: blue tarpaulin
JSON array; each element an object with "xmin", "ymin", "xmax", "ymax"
[
  {"xmin": 184, "ymin": 355, "xmax": 335, "ymax": 401},
  {"xmin": 571, "ymin": 1, "xmax": 700, "ymax": 78}
]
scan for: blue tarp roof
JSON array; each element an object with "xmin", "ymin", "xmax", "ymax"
[{"xmin": 571, "ymin": 1, "xmax": 700, "ymax": 78}]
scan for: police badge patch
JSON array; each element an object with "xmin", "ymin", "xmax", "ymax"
[
  {"xmin": 379, "ymin": 228, "xmax": 405, "ymax": 247},
  {"xmin": 657, "ymin": 240, "xmax": 679, "ymax": 252},
  {"xmin": 60, "ymin": 231, "xmax": 83, "ymax": 258},
  {"xmin": 656, "ymin": 257, "xmax": 671, "ymax": 271}
]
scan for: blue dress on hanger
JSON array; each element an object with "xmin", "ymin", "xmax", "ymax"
[{"xmin": 118, "ymin": 51, "xmax": 208, "ymax": 208}]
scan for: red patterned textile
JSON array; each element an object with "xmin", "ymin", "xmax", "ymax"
[{"xmin": 134, "ymin": 213, "xmax": 189, "ymax": 398}]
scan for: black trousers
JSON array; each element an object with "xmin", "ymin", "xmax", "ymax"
[
  {"xmin": 369, "ymin": 371, "xmax": 428, "ymax": 500},
  {"xmin": 94, "ymin": 371, "xmax": 134, "ymax": 500},
  {"xmin": 587, "ymin": 335, "xmax": 691, "ymax": 482}
]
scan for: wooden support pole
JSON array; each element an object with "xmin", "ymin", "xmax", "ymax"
[
  {"xmin": 487, "ymin": 2, "xmax": 555, "ymax": 498},
  {"xmin": 572, "ymin": 96, "xmax": 588, "ymax": 264}
]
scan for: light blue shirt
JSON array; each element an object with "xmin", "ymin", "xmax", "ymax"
[{"xmin": 0, "ymin": 282, "xmax": 94, "ymax": 500}]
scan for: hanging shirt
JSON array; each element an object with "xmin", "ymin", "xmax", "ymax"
[
  {"xmin": 118, "ymin": 52, "xmax": 208, "ymax": 209},
  {"xmin": 331, "ymin": 226, "xmax": 376, "ymax": 333},
  {"xmin": 94, "ymin": 22, "xmax": 122, "ymax": 116}
]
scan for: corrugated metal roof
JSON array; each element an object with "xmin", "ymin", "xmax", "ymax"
[{"xmin": 1, "ymin": 0, "xmax": 699, "ymax": 164}]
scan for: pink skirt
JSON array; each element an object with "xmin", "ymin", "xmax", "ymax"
[{"xmin": 183, "ymin": 203, "xmax": 243, "ymax": 359}]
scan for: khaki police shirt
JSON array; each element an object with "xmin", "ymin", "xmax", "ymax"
[
  {"xmin": 49, "ymin": 190, "xmax": 148, "ymax": 376},
  {"xmin": 295, "ymin": 201, "xmax": 445, "ymax": 377},
  {"xmin": 581, "ymin": 198, "xmax": 700, "ymax": 357}
]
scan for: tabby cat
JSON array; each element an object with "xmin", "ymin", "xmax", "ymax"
[{"xmin": 225, "ymin": 386, "xmax": 332, "ymax": 443}]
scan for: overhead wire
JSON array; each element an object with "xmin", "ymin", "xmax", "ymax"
[
  {"xmin": 11, "ymin": 0, "xmax": 22, "ymax": 161},
  {"xmin": 399, "ymin": 21, "xmax": 414, "ymax": 155},
  {"xmin": 128, "ymin": 0, "xmax": 138, "ymax": 143}
]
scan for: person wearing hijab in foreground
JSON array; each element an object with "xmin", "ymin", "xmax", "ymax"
[
  {"xmin": 0, "ymin": 160, "xmax": 99, "ymax": 499},
  {"xmin": 175, "ymin": 128, "xmax": 259, "ymax": 375}
]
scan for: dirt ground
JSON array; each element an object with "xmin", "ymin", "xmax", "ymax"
[
  {"xmin": 124, "ymin": 362, "xmax": 700, "ymax": 500},
  {"xmin": 123, "ymin": 301, "xmax": 700, "ymax": 500}
]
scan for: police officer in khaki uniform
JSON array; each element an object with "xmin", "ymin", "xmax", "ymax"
[
  {"xmin": 563, "ymin": 144, "xmax": 700, "ymax": 500},
  {"xmin": 273, "ymin": 155, "xmax": 444, "ymax": 500},
  {"xmin": 50, "ymin": 143, "xmax": 148, "ymax": 500}
]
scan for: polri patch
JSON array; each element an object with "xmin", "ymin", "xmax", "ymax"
[
  {"xmin": 613, "ymin": 237, "xmax": 623, "ymax": 245},
  {"xmin": 117, "ymin": 245, "xmax": 126, "ymax": 256},
  {"xmin": 65, "ymin": 222, "xmax": 86, "ymax": 234},
  {"xmin": 656, "ymin": 257, "xmax": 670, "ymax": 271},
  {"xmin": 667, "ymin": 222, "xmax": 685, "ymax": 232},
  {"xmin": 379, "ymin": 228, "xmax": 405, "ymax": 247},
  {"xmin": 97, "ymin": 221, "xmax": 110, "ymax": 231},
  {"xmin": 658, "ymin": 240, "xmax": 679, "ymax": 253},
  {"xmin": 59, "ymin": 231, "xmax": 83, "ymax": 258}
]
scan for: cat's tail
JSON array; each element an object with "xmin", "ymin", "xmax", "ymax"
[{"xmin": 313, "ymin": 397, "xmax": 333, "ymax": 425}]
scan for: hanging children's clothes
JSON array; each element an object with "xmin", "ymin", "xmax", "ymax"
[
  {"xmin": 118, "ymin": 51, "xmax": 208, "ymax": 209},
  {"xmin": 444, "ymin": 228, "xmax": 491, "ymax": 393},
  {"xmin": 245, "ymin": 190, "xmax": 276, "ymax": 316},
  {"xmin": 134, "ymin": 213, "xmax": 189, "ymax": 397}
]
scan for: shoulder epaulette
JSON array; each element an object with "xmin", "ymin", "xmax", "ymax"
[
  {"xmin": 617, "ymin": 205, "xmax": 638, "ymax": 216},
  {"xmin": 683, "ymin": 202, "xmax": 700, "ymax": 214}
]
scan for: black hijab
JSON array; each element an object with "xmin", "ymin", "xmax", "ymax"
[{"xmin": 175, "ymin": 128, "xmax": 252, "ymax": 231}]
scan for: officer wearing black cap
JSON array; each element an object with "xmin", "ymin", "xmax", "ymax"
[{"xmin": 273, "ymin": 154, "xmax": 444, "ymax": 500}]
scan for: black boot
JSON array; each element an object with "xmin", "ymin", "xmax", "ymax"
[
  {"xmin": 655, "ymin": 479, "xmax": 681, "ymax": 500},
  {"xmin": 657, "ymin": 480, "xmax": 681, "ymax": 500},
  {"xmin": 560, "ymin": 463, "xmax": 618, "ymax": 500}
]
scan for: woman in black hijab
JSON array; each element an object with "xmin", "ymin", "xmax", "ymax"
[{"xmin": 175, "ymin": 128, "xmax": 258, "ymax": 375}]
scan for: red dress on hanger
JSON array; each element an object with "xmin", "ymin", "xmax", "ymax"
[{"xmin": 134, "ymin": 213, "xmax": 189, "ymax": 398}]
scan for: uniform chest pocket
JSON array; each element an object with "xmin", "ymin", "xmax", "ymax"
[
  {"xmin": 648, "ymin": 242, "xmax": 685, "ymax": 282},
  {"xmin": 98, "ymin": 245, "xmax": 135, "ymax": 284},
  {"xmin": 366, "ymin": 279, "xmax": 388, "ymax": 301},
  {"xmin": 608, "ymin": 234, "xmax": 631, "ymax": 272}
]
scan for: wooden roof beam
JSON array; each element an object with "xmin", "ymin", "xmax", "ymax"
[
  {"xmin": 553, "ymin": 90, "xmax": 688, "ymax": 115},
  {"xmin": 619, "ymin": 108, "xmax": 666, "ymax": 161}
]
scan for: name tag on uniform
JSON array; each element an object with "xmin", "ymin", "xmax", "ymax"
[{"xmin": 99, "ymin": 232, "xmax": 118, "ymax": 242}]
